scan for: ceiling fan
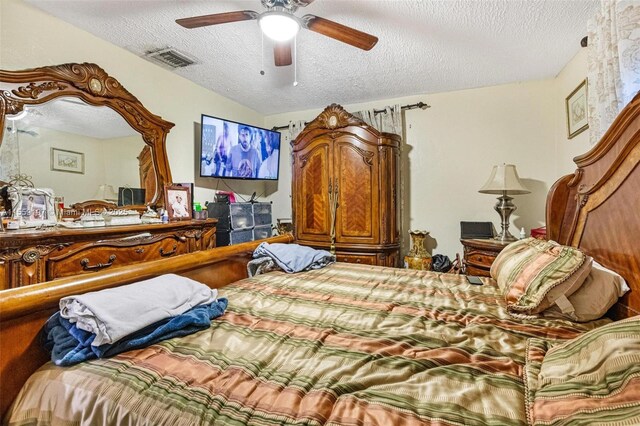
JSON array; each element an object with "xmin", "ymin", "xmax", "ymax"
[{"xmin": 176, "ymin": 0, "xmax": 378, "ymax": 67}]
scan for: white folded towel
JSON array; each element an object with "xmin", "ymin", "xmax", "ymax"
[{"xmin": 59, "ymin": 274, "xmax": 217, "ymax": 346}]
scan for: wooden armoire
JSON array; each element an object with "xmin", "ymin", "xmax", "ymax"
[{"xmin": 292, "ymin": 104, "xmax": 401, "ymax": 266}]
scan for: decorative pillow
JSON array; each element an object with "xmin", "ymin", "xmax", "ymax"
[
  {"xmin": 524, "ymin": 317, "xmax": 640, "ymax": 425},
  {"xmin": 490, "ymin": 238, "xmax": 588, "ymax": 314},
  {"xmin": 543, "ymin": 261, "xmax": 631, "ymax": 322}
]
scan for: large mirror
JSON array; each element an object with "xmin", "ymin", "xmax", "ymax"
[{"xmin": 0, "ymin": 63, "xmax": 174, "ymax": 211}]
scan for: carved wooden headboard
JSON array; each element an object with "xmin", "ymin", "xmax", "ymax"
[{"xmin": 546, "ymin": 91, "xmax": 640, "ymax": 320}]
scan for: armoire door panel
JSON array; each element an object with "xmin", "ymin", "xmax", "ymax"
[
  {"xmin": 292, "ymin": 104, "xmax": 401, "ymax": 267},
  {"xmin": 334, "ymin": 141, "xmax": 379, "ymax": 244},
  {"xmin": 295, "ymin": 142, "xmax": 333, "ymax": 241}
]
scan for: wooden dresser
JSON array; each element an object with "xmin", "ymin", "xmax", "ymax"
[
  {"xmin": 461, "ymin": 238, "xmax": 511, "ymax": 277},
  {"xmin": 0, "ymin": 220, "xmax": 216, "ymax": 289},
  {"xmin": 292, "ymin": 104, "xmax": 401, "ymax": 267}
]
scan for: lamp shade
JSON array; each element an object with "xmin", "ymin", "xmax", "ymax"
[
  {"xmin": 94, "ymin": 184, "xmax": 118, "ymax": 201},
  {"xmin": 478, "ymin": 164, "xmax": 530, "ymax": 195}
]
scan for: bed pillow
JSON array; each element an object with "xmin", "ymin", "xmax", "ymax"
[
  {"xmin": 543, "ymin": 261, "xmax": 631, "ymax": 322},
  {"xmin": 524, "ymin": 316, "xmax": 640, "ymax": 426},
  {"xmin": 490, "ymin": 238, "xmax": 589, "ymax": 314}
]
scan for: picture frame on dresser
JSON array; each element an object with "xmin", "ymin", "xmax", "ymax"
[
  {"xmin": 6, "ymin": 186, "xmax": 57, "ymax": 228},
  {"xmin": 566, "ymin": 79, "xmax": 589, "ymax": 139},
  {"xmin": 165, "ymin": 184, "xmax": 192, "ymax": 221}
]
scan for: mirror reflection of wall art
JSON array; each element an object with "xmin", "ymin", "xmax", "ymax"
[
  {"xmin": 51, "ymin": 147, "xmax": 85, "ymax": 174},
  {"xmin": 566, "ymin": 79, "xmax": 589, "ymax": 139}
]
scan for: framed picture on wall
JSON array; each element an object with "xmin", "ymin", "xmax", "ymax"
[
  {"xmin": 50, "ymin": 148, "xmax": 85, "ymax": 174},
  {"xmin": 566, "ymin": 79, "xmax": 589, "ymax": 139},
  {"xmin": 164, "ymin": 184, "xmax": 192, "ymax": 221}
]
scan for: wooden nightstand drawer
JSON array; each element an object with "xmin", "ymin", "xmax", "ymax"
[
  {"xmin": 460, "ymin": 238, "xmax": 511, "ymax": 277},
  {"xmin": 465, "ymin": 251, "xmax": 495, "ymax": 268}
]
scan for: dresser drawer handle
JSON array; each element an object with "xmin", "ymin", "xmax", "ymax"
[
  {"xmin": 80, "ymin": 254, "xmax": 116, "ymax": 271},
  {"xmin": 160, "ymin": 245, "xmax": 178, "ymax": 257}
]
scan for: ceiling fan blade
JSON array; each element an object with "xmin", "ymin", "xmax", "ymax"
[
  {"xmin": 176, "ymin": 11, "xmax": 257, "ymax": 29},
  {"xmin": 302, "ymin": 14, "xmax": 378, "ymax": 51},
  {"xmin": 292, "ymin": 0, "xmax": 316, "ymax": 6},
  {"xmin": 274, "ymin": 42, "xmax": 293, "ymax": 67}
]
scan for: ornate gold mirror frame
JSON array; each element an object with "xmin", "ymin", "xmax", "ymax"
[{"xmin": 0, "ymin": 62, "xmax": 174, "ymax": 209}]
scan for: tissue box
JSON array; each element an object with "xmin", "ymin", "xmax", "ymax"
[
  {"xmin": 80, "ymin": 213, "xmax": 105, "ymax": 228},
  {"xmin": 102, "ymin": 210, "xmax": 142, "ymax": 226}
]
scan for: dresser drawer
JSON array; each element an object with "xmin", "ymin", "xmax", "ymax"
[{"xmin": 46, "ymin": 236, "xmax": 189, "ymax": 279}]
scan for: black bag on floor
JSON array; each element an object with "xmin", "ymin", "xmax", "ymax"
[{"xmin": 431, "ymin": 254, "xmax": 452, "ymax": 273}]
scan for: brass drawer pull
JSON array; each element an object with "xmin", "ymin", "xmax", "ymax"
[
  {"xmin": 160, "ymin": 245, "xmax": 178, "ymax": 257},
  {"xmin": 80, "ymin": 254, "xmax": 116, "ymax": 271}
]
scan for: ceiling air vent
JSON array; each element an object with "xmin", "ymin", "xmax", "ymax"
[{"xmin": 144, "ymin": 48, "xmax": 197, "ymax": 69}]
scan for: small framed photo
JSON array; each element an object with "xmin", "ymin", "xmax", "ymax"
[
  {"xmin": 51, "ymin": 148, "xmax": 85, "ymax": 174},
  {"xmin": 165, "ymin": 184, "xmax": 192, "ymax": 221},
  {"xmin": 6, "ymin": 186, "xmax": 57, "ymax": 227},
  {"xmin": 566, "ymin": 79, "xmax": 589, "ymax": 139}
]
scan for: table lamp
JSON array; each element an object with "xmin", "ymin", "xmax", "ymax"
[
  {"xmin": 94, "ymin": 184, "xmax": 118, "ymax": 202},
  {"xmin": 479, "ymin": 164, "xmax": 530, "ymax": 242}
]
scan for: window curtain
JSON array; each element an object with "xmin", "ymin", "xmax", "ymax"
[
  {"xmin": 0, "ymin": 124, "xmax": 20, "ymax": 182},
  {"xmin": 287, "ymin": 120, "xmax": 307, "ymax": 165},
  {"xmin": 587, "ymin": 0, "xmax": 640, "ymax": 144},
  {"xmin": 353, "ymin": 105, "xmax": 403, "ymax": 135},
  {"xmin": 287, "ymin": 120, "xmax": 307, "ymax": 144},
  {"xmin": 354, "ymin": 105, "xmax": 407, "ymax": 253}
]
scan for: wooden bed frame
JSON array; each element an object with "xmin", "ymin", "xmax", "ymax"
[
  {"xmin": 1, "ymin": 93, "xmax": 639, "ymax": 421},
  {"xmin": 0, "ymin": 234, "xmax": 293, "ymax": 419},
  {"xmin": 546, "ymin": 91, "xmax": 640, "ymax": 321}
]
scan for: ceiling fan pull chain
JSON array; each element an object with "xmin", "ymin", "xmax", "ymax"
[
  {"xmin": 260, "ymin": 32, "xmax": 266, "ymax": 76},
  {"xmin": 293, "ymin": 35, "xmax": 298, "ymax": 86}
]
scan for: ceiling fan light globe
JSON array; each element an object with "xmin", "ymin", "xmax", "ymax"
[{"xmin": 259, "ymin": 12, "xmax": 300, "ymax": 41}]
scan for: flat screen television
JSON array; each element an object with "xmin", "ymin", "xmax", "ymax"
[{"xmin": 200, "ymin": 114, "xmax": 281, "ymax": 180}]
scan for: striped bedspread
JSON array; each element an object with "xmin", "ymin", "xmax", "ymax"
[{"xmin": 6, "ymin": 263, "xmax": 608, "ymax": 425}]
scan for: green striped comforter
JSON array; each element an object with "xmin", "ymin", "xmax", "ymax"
[{"xmin": 6, "ymin": 263, "xmax": 608, "ymax": 425}]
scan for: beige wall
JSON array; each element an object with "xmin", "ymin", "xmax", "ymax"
[
  {"xmin": 19, "ymin": 127, "xmax": 106, "ymax": 205},
  {"xmin": 264, "ymin": 50, "xmax": 589, "ymax": 259},
  {"xmin": 103, "ymin": 135, "xmax": 147, "ymax": 196},
  {"xmin": 553, "ymin": 49, "xmax": 591, "ymax": 176},
  {"xmin": 0, "ymin": 0, "xmax": 265, "ymax": 205}
]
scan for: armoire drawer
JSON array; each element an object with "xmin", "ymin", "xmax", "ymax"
[
  {"xmin": 46, "ymin": 236, "xmax": 189, "ymax": 280},
  {"xmin": 336, "ymin": 252, "xmax": 378, "ymax": 265}
]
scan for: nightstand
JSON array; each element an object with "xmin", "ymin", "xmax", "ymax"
[{"xmin": 460, "ymin": 238, "xmax": 512, "ymax": 277}]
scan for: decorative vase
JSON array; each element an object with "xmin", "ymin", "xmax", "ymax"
[{"xmin": 404, "ymin": 230, "xmax": 432, "ymax": 270}]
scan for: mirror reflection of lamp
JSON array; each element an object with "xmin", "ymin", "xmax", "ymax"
[
  {"xmin": 94, "ymin": 184, "xmax": 118, "ymax": 202},
  {"xmin": 479, "ymin": 164, "xmax": 531, "ymax": 243}
]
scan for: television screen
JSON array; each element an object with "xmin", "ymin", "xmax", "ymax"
[{"xmin": 200, "ymin": 114, "xmax": 281, "ymax": 180}]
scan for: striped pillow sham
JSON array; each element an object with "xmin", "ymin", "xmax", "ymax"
[
  {"xmin": 524, "ymin": 316, "xmax": 640, "ymax": 425},
  {"xmin": 490, "ymin": 238, "xmax": 588, "ymax": 315}
]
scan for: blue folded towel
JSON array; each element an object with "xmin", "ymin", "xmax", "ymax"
[
  {"xmin": 43, "ymin": 298, "xmax": 228, "ymax": 366},
  {"xmin": 253, "ymin": 242, "xmax": 335, "ymax": 273}
]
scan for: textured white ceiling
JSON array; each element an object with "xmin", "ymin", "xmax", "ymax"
[
  {"xmin": 25, "ymin": 0, "xmax": 598, "ymax": 115},
  {"xmin": 11, "ymin": 97, "xmax": 137, "ymax": 139}
]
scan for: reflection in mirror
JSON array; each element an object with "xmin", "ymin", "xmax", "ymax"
[{"xmin": 1, "ymin": 97, "xmax": 146, "ymax": 206}]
